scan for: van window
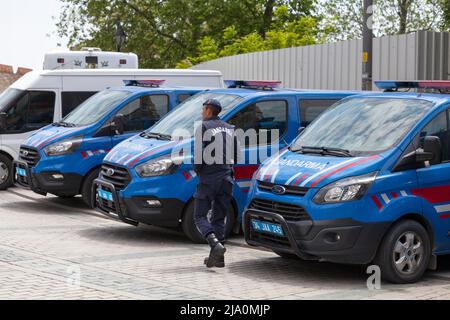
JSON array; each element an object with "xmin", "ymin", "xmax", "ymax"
[
  {"xmin": 291, "ymin": 97, "xmax": 433, "ymax": 156},
  {"xmin": 229, "ymin": 100, "xmax": 288, "ymax": 146},
  {"xmin": 420, "ymin": 110, "xmax": 450, "ymax": 162},
  {"xmin": 5, "ymin": 91, "xmax": 55, "ymax": 133},
  {"xmin": 299, "ymin": 99, "xmax": 339, "ymax": 127},
  {"xmin": 61, "ymin": 92, "xmax": 97, "ymax": 117},
  {"xmin": 178, "ymin": 94, "xmax": 192, "ymax": 103},
  {"xmin": 63, "ymin": 90, "xmax": 130, "ymax": 126},
  {"xmin": 119, "ymin": 94, "xmax": 169, "ymax": 132}
]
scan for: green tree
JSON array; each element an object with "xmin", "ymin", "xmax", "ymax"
[
  {"xmin": 442, "ymin": 0, "xmax": 450, "ymax": 30},
  {"xmin": 317, "ymin": 0, "xmax": 445, "ymax": 42},
  {"xmin": 57, "ymin": 0, "xmax": 316, "ymax": 68}
]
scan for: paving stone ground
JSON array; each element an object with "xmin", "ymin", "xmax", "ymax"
[{"xmin": 2, "ymin": 187, "xmax": 450, "ymax": 300}]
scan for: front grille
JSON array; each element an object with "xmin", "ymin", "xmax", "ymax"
[
  {"xmin": 100, "ymin": 163, "xmax": 131, "ymax": 190},
  {"xmin": 249, "ymin": 198, "xmax": 310, "ymax": 222},
  {"xmin": 19, "ymin": 147, "xmax": 40, "ymax": 168},
  {"xmin": 258, "ymin": 181, "xmax": 309, "ymax": 196}
]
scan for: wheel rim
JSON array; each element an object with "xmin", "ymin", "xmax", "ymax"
[
  {"xmin": 393, "ymin": 231, "xmax": 424, "ymax": 275},
  {"xmin": 0, "ymin": 161, "xmax": 9, "ymax": 184}
]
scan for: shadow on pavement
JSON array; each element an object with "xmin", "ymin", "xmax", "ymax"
[{"xmin": 77, "ymin": 224, "xmax": 196, "ymax": 247}]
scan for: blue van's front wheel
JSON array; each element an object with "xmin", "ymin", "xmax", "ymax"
[
  {"xmin": 182, "ymin": 200, "xmax": 236, "ymax": 244},
  {"xmin": 374, "ymin": 220, "xmax": 431, "ymax": 284}
]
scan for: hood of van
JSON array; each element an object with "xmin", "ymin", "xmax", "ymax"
[
  {"xmin": 257, "ymin": 149, "xmax": 383, "ymax": 189},
  {"xmin": 104, "ymin": 134, "xmax": 188, "ymax": 169},
  {"xmin": 24, "ymin": 125, "xmax": 82, "ymax": 150}
]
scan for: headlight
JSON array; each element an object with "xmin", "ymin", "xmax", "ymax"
[
  {"xmin": 313, "ymin": 172, "xmax": 378, "ymax": 204},
  {"xmin": 135, "ymin": 156, "xmax": 177, "ymax": 177},
  {"xmin": 44, "ymin": 136, "xmax": 83, "ymax": 156}
]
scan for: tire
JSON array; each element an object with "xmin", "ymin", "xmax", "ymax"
[
  {"xmin": 0, "ymin": 154, "xmax": 13, "ymax": 190},
  {"xmin": 374, "ymin": 220, "xmax": 431, "ymax": 284},
  {"xmin": 81, "ymin": 169, "xmax": 100, "ymax": 208},
  {"xmin": 182, "ymin": 200, "xmax": 236, "ymax": 244},
  {"xmin": 273, "ymin": 250, "xmax": 299, "ymax": 260}
]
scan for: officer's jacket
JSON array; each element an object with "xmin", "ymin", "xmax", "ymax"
[{"xmin": 194, "ymin": 116, "xmax": 241, "ymax": 184}]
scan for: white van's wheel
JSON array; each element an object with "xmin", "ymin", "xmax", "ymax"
[
  {"xmin": 0, "ymin": 155, "xmax": 13, "ymax": 190},
  {"xmin": 374, "ymin": 220, "xmax": 431, "ymax": 284}
]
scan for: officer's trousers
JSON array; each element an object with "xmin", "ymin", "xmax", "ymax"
[{"xmin": 194, "ymin": 180, "xmax": 233, "ymax": 242}]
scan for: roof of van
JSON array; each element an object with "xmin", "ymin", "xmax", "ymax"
[
  {"xmin": 35, "ymin": 69, "xmax": 222, "ymax": 77},
  {"xmin": 108, "ymin": 86, "xmax": 211, "ymax": 93},
  {"xmin": 349, "ymin": 92, "xmax": 450, "ymax": 105},
  {"xmin": 207, "ymin": 87, "xmax": 362, "ymax": 98}
]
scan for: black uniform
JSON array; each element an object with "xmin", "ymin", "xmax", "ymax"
[{"xmin": 193, "ymin": 116, "xmax": 240, "ymax": 242}]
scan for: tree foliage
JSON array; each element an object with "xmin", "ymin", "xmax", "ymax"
[
  {"xmin": 57, "ymin": 0, "xmax": 317, "ymax": 68},
  {"xmin": 317, "ymin": 0, "xmax": 445, "ymax": 42}
]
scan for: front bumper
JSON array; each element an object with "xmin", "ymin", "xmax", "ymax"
[
  {"xmin": 93, "ymin": 178, "xmax": 184, "ymax": 227},
  {"xmin": 244, "ymin": 208, "xmax": 390, "ymax": 265},
  {"xmin": 13, "ymin": 160, "xmax": 82, "ymax": 196}
]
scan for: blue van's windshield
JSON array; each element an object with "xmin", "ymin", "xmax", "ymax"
[
  {"xmin": 63, "ymin": 90, "xmax": 131, "ymax": 126},
  {"xmin": 291, "ymin": 97, "xmax": 433, "ymax": 155},
  {"xmin": 148, "ymin": 93, "xmax": 243, "ymax": 137}
]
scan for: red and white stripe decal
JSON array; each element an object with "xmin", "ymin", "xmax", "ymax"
[
  {"xmin": 304, "ymin": 156, "xmax": 380, "ymax": 188},
  {"xmin": 411, "ymin": 185, "xmax": 450, "ymax": 219},
  {"xmin": 126, "ymin": 142, "xmax": 177, "ymax": 168},
  {"xmin": 371, "ymin": 190, "xmax": 409, "ymax": 211},
  {"xmin": 182, "ymin": 171, "xmax": 197, "ymax": 181},
  {"xmin": 81, "ymin": 149, "xmax": 109, "ymax": 159}
]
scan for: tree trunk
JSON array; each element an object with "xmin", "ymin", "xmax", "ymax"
[
  {"xmin": 397, "ymin": 0, "xmax": 410, "ymax": 34},
  {"xmin": 259, "ymin": 0, "xmax": 276, "ymax": 38}
]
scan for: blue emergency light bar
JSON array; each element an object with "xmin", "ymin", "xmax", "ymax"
[
  {"xmin": 375, "ymin": 81, "xmax": 450, "ymax": 92},
  {"xmin": 123, "ymin": 80, "xmax": 166, "ymax": 87},
  {"xmin": 225, "ymin": 80, "xmax": 282, "ymax": 90}
]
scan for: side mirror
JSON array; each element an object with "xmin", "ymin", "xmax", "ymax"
[
  {"xmin": 0, "ymin": 113, "xmax": 7, "ymax": 131},
  {"xmin": 419, "ymin": 136, "xmax": 441, "ymax": 165},
  {"xmin": 393, "ymin": 136, "xmax": 442, "ymax": 172},
  {"xmin": 298, "ymin": 127, "xmax": 306, "ymax": 135},
  {"xmin": 111, "ymin": 114, "xmax": 125, "ymax": 135}
]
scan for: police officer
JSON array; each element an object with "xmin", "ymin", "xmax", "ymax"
[{"xmin": 194, "ymin": 99, "xmax": 240, "ymax": 268}]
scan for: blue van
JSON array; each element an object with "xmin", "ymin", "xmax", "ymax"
[
  {"xmin": 13, "ymin": 81, "xmax": 204, "ymax": 206},
  {"xmin": 243, "ymin": 81, "xmax": 450, "ymax": 284},
  {"xmin": 94, "ymin": 81, "xmax": 359, "ymax": 243}
]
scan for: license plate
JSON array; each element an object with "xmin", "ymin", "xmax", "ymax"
[
  {"xmin": 16, "ymin": 167, "xmax": 27, "ymax": 177},
  {"xmin": 97, "ymin": 189, "xmax": 114, "ymax": 201},
  {"xmin": 251, "ymin": 219, "xmax": 284, "ymax": 236}
]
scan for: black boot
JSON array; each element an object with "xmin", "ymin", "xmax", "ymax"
[{"xmin": 204, "ymin": 233, "xmax": 226, "ymax": 268}]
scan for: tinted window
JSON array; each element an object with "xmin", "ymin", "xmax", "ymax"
[
  {"xmin": 229, "ymin": 100, "xmax": 288, "ymax": 146},
  {"xmin": 119, "ymin": 95, "xmax": 169, "ymax": 132},
  {"xmin": 299, "ymin": 99, "xmax": 339, "ymax": 127},
  {"xmin": 5, "ymin": 91, "xmax": 55, "ymax": 132},
  {"xmin": 420, "ymin": 110, "xmax": 450, "ymax": 162},
  {"xmin": 61, "ymin": 92, "xmax": 97, "ymax": 117},
  {"xmin": 63, "ymin": 90, "xmax": 130, "ymax": 126},
  {"xmin": 178, "ymin": 94, "xmax": 192, "ymax": 103},
  {"xmin": 291, "ymin": 98, "xmax": 433, "ymax": 156}
]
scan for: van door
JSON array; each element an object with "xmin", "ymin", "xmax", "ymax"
[
  {"xmin": 1, "ymin": 89, "xmax": 56, "ymax": 158},
  {"xmin": 227, "ymin": 96, "xmax": 297, "ymax": 211},
  {"xmin": 414, "ymin": 108, "xmax": 450, "ymax": 251},
  {"xmin": 111, "ymin": 94, "xmax": 170, "ymax": 147}
]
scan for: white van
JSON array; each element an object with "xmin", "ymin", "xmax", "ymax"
[
  {"xmin": 0, "ymin": 68, "xmax": 224, "ymax": 189},
  {"xmin": 44, "ymin": 48, "xmax": 139, "ymax": 70}
]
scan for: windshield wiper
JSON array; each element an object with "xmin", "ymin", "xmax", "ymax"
[
  {"xmin": 141, "ymin": 132, "xmax": 172, "ymax": 141},
  {"xmin": 291, "ymin": 146, "xmax": 353, "ymax": 157},
  {"xmin": 54, "ymin": 121, "xmax": 76, "ymax": 128}
]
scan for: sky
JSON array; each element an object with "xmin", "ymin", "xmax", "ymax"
[{"xmin": 0, "ymin": 0, "xmax": 68, "ymax": 71}]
